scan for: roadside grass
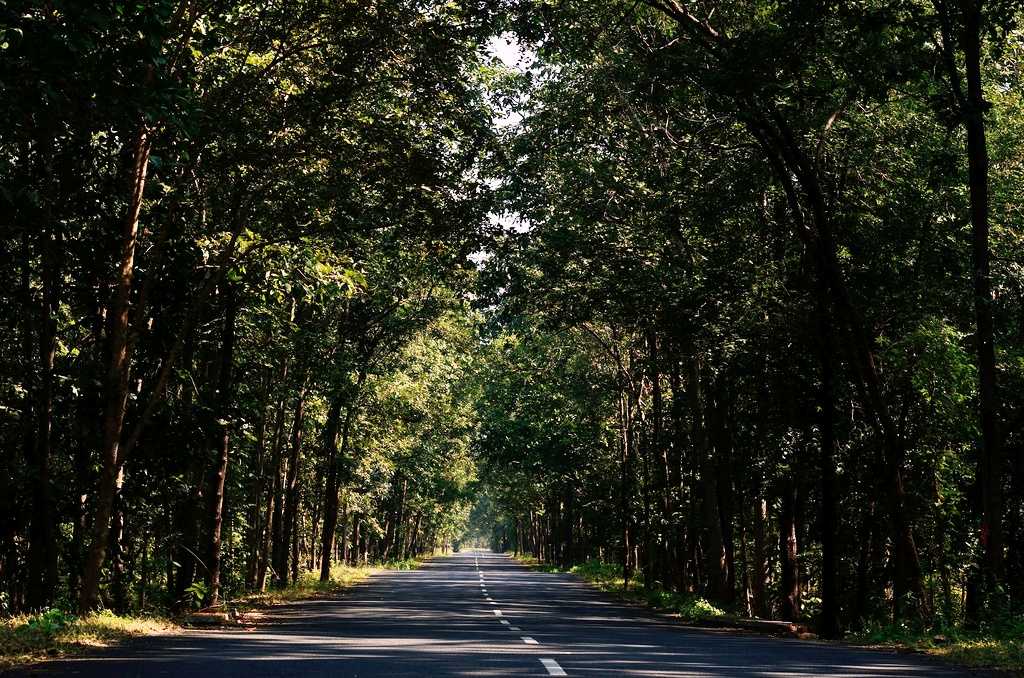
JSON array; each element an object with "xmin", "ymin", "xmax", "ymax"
[
  {"xmin": 0, "ymin": 609, "xmax": 176, "ymax": 670},
  {"xmin": 381, "ymin": 557, "xmax": 421, "ymax": 571},
  {"xmin": 848, "ymin": 621, "xmax": 1024, "ymax": 673},
  {"xmin": 514, "ymin": 556, "xmax": 729, "ymax": 623}
]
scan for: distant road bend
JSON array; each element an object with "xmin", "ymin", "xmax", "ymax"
[{"xmin": 12, "ymin": 551, "xmax": 975, "ymax": 677}]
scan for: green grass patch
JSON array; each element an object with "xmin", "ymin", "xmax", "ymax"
[
  {"xmin": 380, "ymin": 557, "xmax": 421, "ymax": 571},
  {"xmin": 0, "ymin": 609, "xmax": 177, "ymax": 670},
  {"xmin": 848, "ymin": 619, "xmax": 1024, "ymax": 672},
  {"xmin": 514, "ymin": 556, "xmax": 728, "ymax": 622}
]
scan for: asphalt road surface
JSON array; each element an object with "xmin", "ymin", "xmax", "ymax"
[{"xmin": 9, "ymin": 551, "xmax": 976, "ymax": 677}]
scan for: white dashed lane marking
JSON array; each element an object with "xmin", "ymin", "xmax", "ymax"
[
  {"xmin": 540, "ymin": 658, "xmax": 567, "ymax": 676},
  {"xmin": 521, "ymin": 636, "xmax": 538, "ymax": 645},
  {"xmin": 493, "ymin": 610, "xmax": 502, "ymax": 617}
]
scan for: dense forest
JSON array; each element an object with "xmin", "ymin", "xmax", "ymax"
[{"xmin": 2, "ymin": 0, "xmax": 1023, "ymax": 644}]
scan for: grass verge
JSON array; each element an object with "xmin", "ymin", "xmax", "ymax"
[
  {"xmin": 847, "ymin": 623, "xmax": 1024, "ymax": 673},
  {"xmin": 0, "ymin": 609, "xmax": 177, "ymax": 671}
]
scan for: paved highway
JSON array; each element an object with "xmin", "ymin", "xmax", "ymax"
[{"xmin": 9, "ymin": 551, "xmax": 976, "ymax": 677}]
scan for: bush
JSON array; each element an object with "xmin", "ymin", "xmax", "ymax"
[
  {"xmin": 848, "ymin": 615, "xmax": 1024, "ymax": 672},
  {"xmin": 23, "ymin": 609, "xmax": 77, "ymax": 636}
]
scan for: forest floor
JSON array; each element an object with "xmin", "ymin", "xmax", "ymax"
[
  {"xmin": 514, "ymin": 556, "xmax": 1023, "ymax": 675},
  {"xmin": 0, "ymin": 560, "xmax": 421, "ymax": 671}
]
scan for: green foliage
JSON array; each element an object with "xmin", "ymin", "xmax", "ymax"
[
  {"xmin": 849, "ymin": 615, "xmax": 1024, "ymax": 671},
  {"xmin": 21, "ymin": 610, "xmax": 76, "ymax": 636},
  {"xmin": 1, "ymin": 611, "xmax": 175, "ymax": 670},
  {"xmin": 182, "ymin": 582, "xmax": 208, "ymax": 611},
  {"xmin": 0, "ymin": 0, "xmax": 496, "ymax": 621}
]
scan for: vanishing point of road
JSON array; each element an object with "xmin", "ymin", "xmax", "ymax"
[{"xmin": 9, "ymin": 551, "xmax": 978, "ymax": 677}]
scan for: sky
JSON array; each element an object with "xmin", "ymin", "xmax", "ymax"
[
  {"xmin": 480, "ymin": 33, "xmax": 533, "ymax": 241},
  {"xmin": 486, "ymin": 33, "xmax": 531, "ymax": 71}
]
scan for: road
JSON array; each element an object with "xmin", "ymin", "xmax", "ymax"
[{"xmin": 9, "ymin": 551, "xmax": 975, "ymax": 677}]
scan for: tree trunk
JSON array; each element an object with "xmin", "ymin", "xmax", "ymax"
[
  {"xmin": 245, "ymin": 384, "xmax": 270, "ymax": 589},
  {"xmin": 668, "ymin": 342, "xmax": 686, "ymax": 592},
  {"xmin": 290, "ymin": 506, "xmax": 301, "ymax": 583},
  {"xmin": 961, "ymin": 3, "xmax": 1004, "ymax": 615},
  {"xmin": 339, "ymin": 496, "xmax": 350, "ymax": 565},
  {"xmin": 109, "ymin": 481, "xmax": 129, "ymax": 612},
  {"xmin": 138, "ymin": 532, "xmax": 150, "ymax": 610},
  {"xmin": 205, "ymin": 285, "xmax": 237, "ymax": 605},
  {"xmin": 406, "ymin": 513, "xmax": 422, "ymax": 560},
  {"xmin": 169, "ymin": 333, "xmax": 202, "ymax": 608},
  {"xmin": 710, "ymin": 378, "xmax": 736, "ymax": 604},
  {"xmin": 262, "ymin": 394, "xmax": 289, "ymax": 591},
  {"xmin": 750, "ymin": 495, "xmax": 769, "ymax": 618},
  {"xmin": 779, "ymin": 475, "xmax": 800, "ymax": 621},
  {"xmin": 320, "ymin": 384, "xmax": 363, "ymax": 581},
  {"xmin": 80, "ymin": 122, "xmax": 152, "ymax": 613},
  {"xmin": 350, "ymin": 516, "xmax": 361, "ymax": 566},
  {"xmin": 392, "ymin": 476, "xmax": 408, "ymax": 562},
  {"xmin": 277, "ymin": 387, "xmax": 307, "ymax": 586},
  {"xmin": 255, "ymin": 489, "xmax": 275, "ymax": 593},
  {"xmin": 26, "ymin": 231, "xmax": 60, "ymax": 610},
  {"xmin": 69, "ymin": 311, "xmax": 102, "ymax": 603},
  {"xmin": 817, "ymin": 285, "xmax": 841, "ymax": 637},
  {"xmin": 649, "ymin": 331, "xmax": 671, "ymax": 587},
  {"xmin": 619, "ymin": 388, "xmax": 635, "ymax": 590},
  {"xmin": 271, "ymin": 450, "xmax": 285, "ymax": 584},
  {"xmin": 690, "ymin": 358, "xmax": 728, "ymax": 603}
]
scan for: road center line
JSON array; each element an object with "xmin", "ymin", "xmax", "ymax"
[{"xmin": 540, "ymin": 658, "xmax": 567, "ymax": 676}]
